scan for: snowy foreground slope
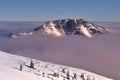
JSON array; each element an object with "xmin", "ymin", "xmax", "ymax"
[{"xmin": 0, "ymin": 51, "xmax": 113, "ymax": 80}]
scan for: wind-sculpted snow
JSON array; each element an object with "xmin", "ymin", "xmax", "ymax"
[{"xmin": 0, "ymin": 51, "xmax": 113, "ymax": 80}]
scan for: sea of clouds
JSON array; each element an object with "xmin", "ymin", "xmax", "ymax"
[{"xmin": 0, "ymin": 21, "xmax": 120, "ymax": 80}]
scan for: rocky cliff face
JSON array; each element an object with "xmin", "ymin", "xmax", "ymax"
[{"xmin": 9, "ymin": 19, "xmax": 108, "ymax": 38}]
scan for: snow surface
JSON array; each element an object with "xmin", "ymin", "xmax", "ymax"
[
  {"xmin": 10, "ymin": 32, "xmax": 34, "ymax": 38},
  {"xmin": 0, "ymin": 51, "xmax": 113, "ymax": 80},
  {"xmin": 43, "ymin": 22, "xmax": 63, "ymax": 36},
  {"xmin": 0, "ymin": 51, "xmax": 49, "ymax": 80},
  {"xmin": 80, "ymin": 25, "xmax": 93, "ymax": 38}
]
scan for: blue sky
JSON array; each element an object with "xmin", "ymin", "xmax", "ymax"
[{"xmin": 0, "ymin": 0, "xmax": 120, "ymax": 21}]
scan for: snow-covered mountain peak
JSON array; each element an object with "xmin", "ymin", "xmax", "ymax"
[
  {"xmin": 0, "ymin": 51, "xmax": 113, "ymax": 80},
  {"xmin": 9, "ymin": 19, "xmax": 108, "ymax": 38},
  {"xmin": 43, "ymin": 21, "xmax": 63, "ymax": 36}
]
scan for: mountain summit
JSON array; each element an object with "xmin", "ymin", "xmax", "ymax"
[{"xmin": 9, "ymin": 19, "xmax": 108, "ymax": 38}]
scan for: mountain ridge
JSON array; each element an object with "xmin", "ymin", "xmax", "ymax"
[{"xmin": 9, "ymin": 19, "xmax": 108, "ymax": 38}]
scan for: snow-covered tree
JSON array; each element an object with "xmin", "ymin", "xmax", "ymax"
[
  {"xmin": 19, "ymin": 64, "xmax": 23, "ymax": 71},
  {"xmin": 62, "ymin": 68, "xmax": 65, "ymax": 73},
  {"xmin": 30, "ymin": 60, "xmax": 34, "ymax": 68},
  {"xmin": 73, "ymin": 73, "xmax": 77, "ymax": 79},
  {"xmin": 42, "ymin": 72, "xmax": 45, "ymax": 77},
  {"xmin": 66, "ymin": 71, "xmax": 70, "ymax": 80}
]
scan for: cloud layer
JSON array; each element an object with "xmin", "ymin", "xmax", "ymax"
[{"xmin": 0, "ymin": 22, "xmax": 120, "ymax": 79}]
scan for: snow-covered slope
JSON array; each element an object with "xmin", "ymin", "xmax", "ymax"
[
  {"xmin": 9, "ymin": 19, "xmax": 108, "ymax": 38},
  {"xmin": 0, "ymin": 51, "xmax": 113, "ymax": 80}
]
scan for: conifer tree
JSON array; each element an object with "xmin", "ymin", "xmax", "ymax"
[
  {"xmin": 66, "ymin": 71, "xmax": 70, "ymax": 80},
  {"xmin": 62, "ymin": 68, "xmax": 65, "ymax": 73},
  {"xmin": 19, "ymin": 64, "xmax": 23, "ymax": 71},
  {"xmin": 30, "ymin": 60, "xmax": 34, "ymax": 68},
  {"xmin": 73, "ymin": 73, "xmax": 77, "ymax": 79}
]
